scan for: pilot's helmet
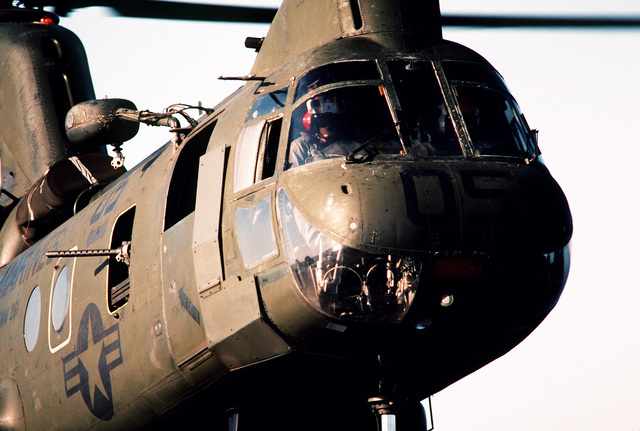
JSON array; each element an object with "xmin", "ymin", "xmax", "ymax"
[{"xmin": 303, "ymin": 95, "xmax": 344, "ymax": 137}]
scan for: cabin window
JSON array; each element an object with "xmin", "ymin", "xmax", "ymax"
[
  {"xmin": 108, "ymin": 206, "xmax": 135, "ymax": 313},
  {"xmin": 235, "ymin": 194, "xmax": 277, "ymax": 267},
  {"xmin": 247, "ymin": 88, "xmax": 288, "ymax": 121},
  {"xmin": 24, "ymin": 286, "xmax": 41, "ymax": 352},
  {"xmin": 49, "ymin": 258, "xmax": 75, "ymax": 352},
  {"xmin": 294, "ymin": 61, "xmax": 380, "ymax": 102},
  {"xmin": 165, "ymin": 120, "xmax": 216, "ymax": 230},
  {"xmin": 234, "ymin": 117, "xmax": 282, "ymax": 192},
  {"xmin": 286, "ymin": 86, "xmax": 402, "ymax": 169},
  {"xmin": 51, "ymin": 266, "xmax": 70, "ymax": 333}
]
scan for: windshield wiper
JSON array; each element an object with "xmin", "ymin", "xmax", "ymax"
[{"xmin": 345, "ymin": 123, "xmax": 400, "ymax": 163}]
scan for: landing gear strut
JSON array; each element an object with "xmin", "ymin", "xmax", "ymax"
[{"xmin": 369, "ymin": 395, "xmax": 433, "ymax": 431}]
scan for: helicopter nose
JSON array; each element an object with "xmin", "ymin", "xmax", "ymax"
[
  {"xmin": 283, "ymin": 160, "xmax": 572, "ymax": 255},
  {"xmin": 445, "ymin": 162, "xmax": 572, "ymax": 254}
]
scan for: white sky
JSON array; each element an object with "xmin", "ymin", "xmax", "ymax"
[{"xmin": 60, "ymin": 1, "xmax": 640, "ymax": 430}]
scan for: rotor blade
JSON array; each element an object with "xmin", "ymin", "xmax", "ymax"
[
  {"xmin": 441, "ymin": 14, "xmax": 640, "ymax": 29},
  {"xmin": 48, "ymin": 0, "xmax": 640, "ymax": 29},
  {"xmin": 53, "ymin": 0, "xmax": 277, "ymax": 23}
]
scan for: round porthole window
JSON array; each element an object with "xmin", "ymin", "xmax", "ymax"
[
  {"xmin": 24, "ymin": 286, "xmax": 41, "ymax": 352},
  {"xmin": 51, "ymin": 266, "xmax": 70, "ymax": 333}
]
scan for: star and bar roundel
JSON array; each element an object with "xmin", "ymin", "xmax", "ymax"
[{"xmin": 62, "ymin": 303, "xmax": 123, "ymax": 420}]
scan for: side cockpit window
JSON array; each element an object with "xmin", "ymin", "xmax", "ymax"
[
  {"xmin": 234, "ymin": 121, "xmax": 265, "ymax": 191},
  {"xmin": 247, "ymin": 88, "xmax": 287, "ymax": 121},
  {"xmin": 234, "ymin": 117, "xmax": 283, "ymax": 192},
  {"xmin": 234, "ymin": 89, "xmax": 286, "ymax": 193}
]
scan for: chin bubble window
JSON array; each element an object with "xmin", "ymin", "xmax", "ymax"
[{"xmin": 279, "ymin": 190, "xmax": 420, "ymax": 324}]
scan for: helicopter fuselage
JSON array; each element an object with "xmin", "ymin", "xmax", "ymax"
[
  {"xmin": 0, "ymin": 35, "xmax": 571, "ymax": 430},
  {"xmin": 0, "ymin": 1, "xmax": 572, "ymax": 429}
]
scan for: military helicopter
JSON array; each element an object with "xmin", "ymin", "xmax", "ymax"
[{"xmin": 0, "ymin": 1, "xmax": 584, "ymax": 430}]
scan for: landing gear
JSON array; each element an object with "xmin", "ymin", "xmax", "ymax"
[
  {"xmin": 222, "ymin": 396, "xmax": 430, "ymax": 431},
  {"xmin": 369, "ymin": 396, "xmax": 432, "ymax": 431}
]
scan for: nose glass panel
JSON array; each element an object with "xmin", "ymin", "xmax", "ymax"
[{"xmin": 279, "ymin": 190, "xmax": 421, "ymax": 323}]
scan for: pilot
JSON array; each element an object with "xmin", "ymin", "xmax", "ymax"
[
  {"xmin": 412, "ymin": 102, "xmax": 461, "ymax": 156},
  {"xmin": 456, "ymin": 95, "xmax": 511, "ymax": 155},
  {"xmin": 413, "ymin": 98, "xmax": 482, "ymax": 157},
  {"xmin": 288, "ymin": 94, "xmax": 359, "ymax": 167}
]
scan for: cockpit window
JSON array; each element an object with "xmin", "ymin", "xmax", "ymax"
[
  {"xmin": 388, "ymin": 61, "xmax": 462, "ymax": 157},
  {"xmin": 286, "ymin": 86, "xmax": 403, "ymax": 169},
  {"xmin": 442, "ymin": 61, "xmax": 537, "ymax": 158},
  {"xmin": 453, "ymin": 86, "xmax": 535, "ymax": 158},
  {"xmin": 294, "ymin": 61, "xmax": 380, "ymax": 102},
  {"xmin": 442, "ymin": 61, "xmax": 509, "ymax": 92},
  {"xmin": 234, "ymin": 117, "xmax": 282, "ymax": 192},
  {"xmin": 247, "ymin": 88, "xmax": 288, "ymax": 121}
]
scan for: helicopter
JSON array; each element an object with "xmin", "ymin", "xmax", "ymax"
[{"xmin": 0, "ymin": 1, "xmax": 582, "ymax": 430}]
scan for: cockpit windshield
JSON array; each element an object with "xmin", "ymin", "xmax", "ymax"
[
  {"xmin": 388, "ymin": 61, "xmax": 462, "ymax": 157},
  {"xmin": 453, "ymin": 86, "xmax": 535, "ymax": 158},
  {"xmin": 389, "ymin": 59, "xmax": 537, "ymax": 159},
  {"xmin": 294, "ymin": 61, "xmax": 380, "ymax": 102},
  {"xmin": 286, "ymin": 86, "xmax": 403, "ymax": 169},
  {"xmin": 442, "ymin": 61, "xmax": 538, "ymax": 158},
  {"xmin": 284, "ymin": 60, "xmax": 537, "ymax": 169}
]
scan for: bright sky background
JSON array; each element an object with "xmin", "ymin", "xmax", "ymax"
[{"xmin": 60, "ymin": 1, "xmax": 640, "ymax": 430}]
